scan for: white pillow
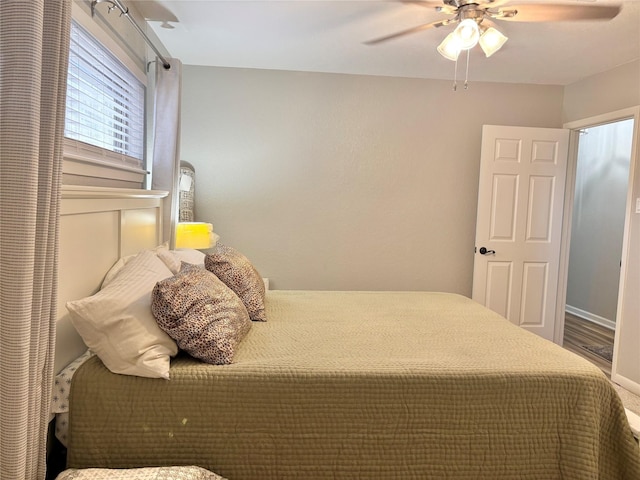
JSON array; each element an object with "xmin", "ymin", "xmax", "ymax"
[
  {"xmin": 100, "ymin": 254, "xmax": 135, "ymax": 289},
  {"xmin": 156, "ymin": 248, "xmax": 207, "ymax": 274},
  {"xmin": 175, "ymin": 248, "xmax": 208, "ymax": 265},
  {"xmin": 101, "ymin": 243, "xmax": 169, "ymax": 289},
  {"xmin": 66, "ymin": 250, "xmax": 178, "ymax": 379}
]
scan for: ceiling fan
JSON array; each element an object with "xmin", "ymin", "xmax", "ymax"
[{"xmin": 366, "ymin": 0, "xmax": 622, "ymax": 59}]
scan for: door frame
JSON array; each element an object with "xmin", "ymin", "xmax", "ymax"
[{"xmin": 555, "ymin": 107, "xmax": 640, "ymax": 360}]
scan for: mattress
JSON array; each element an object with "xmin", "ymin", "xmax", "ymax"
[{"xmin": 67, "ymin": 291, "xmax": 640, "ymax": 479}]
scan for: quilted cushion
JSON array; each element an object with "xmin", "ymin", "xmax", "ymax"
[
  {"xmin": 204, "ymin": 243, "xmax": 267, "ymax": 322},
  {"xmin": 151, "ymin": 264, "xmax": 251, "ymax": 364},
  {"xmin": 55, "ymin": 466, "xmax": 226, "ymax": 479}
]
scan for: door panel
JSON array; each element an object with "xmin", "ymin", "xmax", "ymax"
[
  {"xmin": 520, "ymin": 262, "xmax": 548, "ymax": 326},
  {"xmin": 473, "ymin": 125, "xmax": 569, "ymax": 341},
  {"xmin": 485, "ymin": 262, "xmax": 513, "ymax": 318},
  {"xmin": 490, "ymin": 175, "xmax": 518, "ymax": 240},
  {"xmin": 526, "ymin": 176, "xmax": 554, "ymax": 241}
]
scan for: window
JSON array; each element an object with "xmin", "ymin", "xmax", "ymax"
[{"xmin": 64, "ymin": 20, "xmax": 147, "ymax": 186}]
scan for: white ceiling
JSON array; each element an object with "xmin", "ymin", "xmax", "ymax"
[{"xmin": 134, "ymin": 0, "xmax": 640, "ymax": 85}]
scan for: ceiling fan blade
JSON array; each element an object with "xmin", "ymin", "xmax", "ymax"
[
  {"xmin": 482, "ymin": 18, "xmax": 498, "ymax": 29},
  {"xmin": 401, "ymin": 1, "xmax": 457, "ymax": 14},
  {"xmin": 496, "ymin": 4, "xmax": 621, "ymax": 22},
  {"xmin": 400, "ymin": 1, "xmax": 446, "ymax": 7},
  {"xmin": 364, "ymin": 19, "xmax": 453, "ymax": 45},
  {"xmin": 480, "ymin": 0, "xmax": 513, "ymax": 7}
]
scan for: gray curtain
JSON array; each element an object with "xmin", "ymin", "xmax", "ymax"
[
  {"xmin": 0, "ymin": 1, "xmax": 71, "ymax": 479},
  {"xmin": 151, "ymin": 58, "xmax": 182, "ymax": 247}
]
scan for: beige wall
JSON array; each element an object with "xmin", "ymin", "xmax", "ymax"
[
  {"xmin": 562, "ymin": 60, "xmax": 640, "ymax": 124},
  {"xmin": 562, "ymin": 60, "xmax": 640, "ymax": 389},
  {"xmin": 180, "ymin": 66, "xmax": 564, "ymax": 294}
]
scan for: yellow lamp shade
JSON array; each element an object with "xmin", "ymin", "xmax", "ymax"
[{"xmin": 175, "ymin": 222, "xmax": 216, "ymax": 249}]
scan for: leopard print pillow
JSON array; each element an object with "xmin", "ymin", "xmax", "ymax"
[
  {"xmin": 151, "ymin": 264, "xmax": 251, "ymax": 365},
  {"xmin": 204, "ymin": 244, "xmax": 267, "ymax": 322}
]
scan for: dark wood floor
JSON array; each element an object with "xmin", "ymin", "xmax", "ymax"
[{"xmin": 563, "ymin": 312, "xmax": 615, "ymax": 377}]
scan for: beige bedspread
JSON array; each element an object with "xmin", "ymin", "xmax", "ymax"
[{"xmin": 68, "ymin": 291, "xmax": 640, "ymax": 479}]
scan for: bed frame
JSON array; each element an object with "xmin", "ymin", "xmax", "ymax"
[{"xmin": 55, "ymin": 186, "xmax": 167, "ymax": 375}]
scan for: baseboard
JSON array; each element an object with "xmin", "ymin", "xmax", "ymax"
[
  {"xmin": 565, "ymin": 305, "xmax": 615, "ymax": 331},
  {"xmin": 624, "ymin": 408, "xmax": 640, "ymax": 439},
  {"xmin": 612, "ymin": 373, "xmax": 640, "ymax": 397}
]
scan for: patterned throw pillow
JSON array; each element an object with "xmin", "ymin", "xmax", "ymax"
[
  {"xmin": 204, "ymin": 243, "xmax": 267, "ymax": 322},
  {"xmin": 151, "ymin": 264, "xmax": 251, "ymax": 365}
]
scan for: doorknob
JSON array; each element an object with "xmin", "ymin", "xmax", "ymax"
[{"xmin": 479, "ymin": 247, "xmax": 496, "ymax": 255}]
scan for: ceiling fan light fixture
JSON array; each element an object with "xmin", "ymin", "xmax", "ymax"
[
  {"xmin": 453, "ymin": 18, "xmax": 480, "ymax": 50},
  {"xmin": 437, "ymin": 32, "xmax": 461, "ymax": 61},
  {"xmin": 479, "ymin": 27, "xmax": 508, "ymax": 57}
]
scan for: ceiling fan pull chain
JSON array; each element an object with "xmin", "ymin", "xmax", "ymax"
[
  {"xmin": 453, "ymin": 56, "xmax": 458, "ymax": 91},
  {"xmin": 464, "ymin": 49, "xmax": 470, "ymax": 90}
]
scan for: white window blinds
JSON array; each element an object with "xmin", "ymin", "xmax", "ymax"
[{"xmin": 65, "ymin": 21, "xmax": 145, "ymax": 162}]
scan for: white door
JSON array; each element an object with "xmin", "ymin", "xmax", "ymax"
[{"xmin": 472, "ymin": 125, "xmax": 570, "ymax": 341}]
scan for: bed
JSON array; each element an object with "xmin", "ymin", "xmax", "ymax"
[{"xmin": 56, "ymin": 187, "xmax": 640, "ymax": 479}]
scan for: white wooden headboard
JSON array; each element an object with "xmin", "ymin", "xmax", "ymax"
[{"xmin": 55, "ymin": 186, "xmax": 168, "ymax": 374}]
